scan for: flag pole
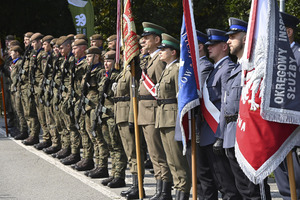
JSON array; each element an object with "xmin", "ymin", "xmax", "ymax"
[
  {"xmin": 191, "ymin": 108, "xmax": 197, "ymax": 200},
  {"xmin": 115, "ymin": 0, "xmax": 121, "ymax": 70},
  {"xmin": 287, "ymin": 151, "xmax": 297, "ymax": 200},
  {"xmin": 0, "ymin": 75, "xmax": 8, "ymax": 137},
  {"xmin": 130, "ymin": 60, "xmax": 143, "ymax": 199}
]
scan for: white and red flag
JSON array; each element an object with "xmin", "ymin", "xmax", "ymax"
[{"xmin": 236, "ymin": 0, "xmax": 300, "ymax": 184}]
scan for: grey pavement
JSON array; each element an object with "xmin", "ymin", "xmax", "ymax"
[{"xmin": 0, "ymin": 117, "xmax": 283, "ymax": 200}]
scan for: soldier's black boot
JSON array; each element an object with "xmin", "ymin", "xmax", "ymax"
[
  {"xmin": 14, "ymin": 132, "xmax": 28, "ymax": 140},
  {"xmin": 71, "ymin": 158, "xmax": 94, "ymax": 171},
  {"xmin": 121, "ymin": 175, "xmax": 137, "ymax": 197},
  {"xmin": 175, "ymin": 190, "xmax": 181, "ymax": 200},
  {"xmin": 126, "ymin": 175, "xmax": 145, "ymax": 199},
  {"xmin": 158, "ymin": 181, "xmax": 172, "ymax": 200},
  {"xmin": 107, "ymin": 177, "xmax": 126, "ymax": 188},
  {"xmin": 60, "ymin": 153, "xmax": 80, "ymax": 165},
  {"xmin": 43, "ymin": 145, "xmax": 61, "ymax": 154},
  {"xmin": 53, "ymin": 148, "xmax": 71, "ymax": 159},
  {"xmin": 101, "ymin": 177, "xmax": 114, "ymax": 186},
  {"xmin": 88, "ymin": 167, "xmax": 109, "ymax": 178},
  {"xmin": 149, "ymin": 179, "xmax": 163, "ymax": 200},
  {"xmin": 179, "ymin": 191, "xmax": 190, "ymax": 200},
  {"xmin": 22, "ymin": 136, "xmax": 39, "ymax": 145},
  {"xmin": 34, "ymin": 140, "xmax": 52, "ymax": 150}
]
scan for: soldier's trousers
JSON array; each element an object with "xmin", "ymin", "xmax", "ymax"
[
  {"xmin": 160, "ymin": 127, "xmax": 191, "ymax": 193},
  {"xmin": 20, "ymin": 88, "xmax": 40, "ymax": 138},
  {"xmin": 53, "ymin": 103, "xmax": 70, "ymax": 149},
  {"xmin": 11, "ymin": 91, "xmax": 27, "ymax": 133},
  {"xmin": 44, "ymin": 105, "xmax": 60, "ymax": 147},
  {"xmin": 118, "ymin": 122, "xmax": 145, "ymax": 176},
  {"xmin": 34, "ymin": 92, "xmax": 50, "ymax": 141},
  {"xmin": 85, "ymin": 109, "xmax": 109, "ymax": 167},
  {"xmin": 141, "ymin": 124, "xmax": 172, "ymax": 182}
]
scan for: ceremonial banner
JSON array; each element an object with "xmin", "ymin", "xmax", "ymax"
[
  {"xmin": 236, "ymin": 0, "xmax": 300, "ymax": 184},
  {"xmin": 68, "ymin": 0, "xmax": 94, "ymax": 38},
  {"xmin": 123, "ymin": 0, "xmax": 139, "ymax": 67},
  {"xmin": 175, "ymin": 0, "xmax": 201, "ymax": 154}
]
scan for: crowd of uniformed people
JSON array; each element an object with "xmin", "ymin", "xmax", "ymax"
[{"xmin": 0, "ymin": 11, "xmax": 299, "ymax": 200}]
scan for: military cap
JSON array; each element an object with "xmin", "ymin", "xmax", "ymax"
[
  {"xmin": 104, "ymin": 50, "xmax": 116, "ymax": 60},
  {"xmin": 24, "ymin": 32, "xmax": 34, "ymax": 38},
  {"xmin": 280, "ymin": 12, "xmax": 300, "ymax": 29},
  {"xmin": 107, "ymin": 35, "xmax": 117, "ymax": 42},
  {"xmin": 5, "ymin": 35, "xmax": 15, "ymax": 41},
  {"xmin": 90, "ymin": 34, "xmax": 103, "ymax": 41},
  {"xmin": 226, "ymin": 17, "xmax": 248, "ymax": 35},
  {"xmin": 74, "ymin": 34, "xmax": 88, "ymax": 42},
  {"xmin": 31, "ymin": 33, "xmax": 44, "ymax": 42},
  {"xmin": 50, "ymin": 38, "xmax": 57, "ymax": 46},
  {"xmin": 158, "ymin": 33, "xmax": 180, "ymax": 50},
  {"xmin": 42, "ymin": 35, "xmax": 54, "ymax": 43},
  {"xmin": 56, "ymin": 36, "xmax": 69, "ymax": 46},
  {"xmin": 86, "ymin": 46, "xmax": 102, "ymax": 55},
  {"xmin": 205, "ymin": 29, "xmax": 228, "ymax": 45},
  {"xmin": 9, "ymin": 40, "xmax": 21, "ymax": 47},
  {"xmin": 141, "ymin": 22, "xmax": 167, "ymax": 37},
  {"xmin": 10, "ymin": 45, "xmax": 23, "ymax": 54},
  {"xmin": 196, "ymin": 31, "xmax": 208, "ymax": 44},
  {"xmin": 72, "ymin": 39, "xmax": 88, "ymax": 47},
  {"xmin": 67, "ymin": 34, "xmax": 75, "ymax": 41}
]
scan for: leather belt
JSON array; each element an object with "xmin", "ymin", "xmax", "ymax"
[
  {"xmin": 157, "ymin": 98, "xmax": 177, "ymax": 106},
  {"xmin": 225, "ymin": 114, "xmax": 238, "ymax": 124},
  {"xmin": 138, "ymin": 95, "xmax": 156, "ymax": 101},
  {"xmin": 113, "ymin": 96, "xmax": 130, "ymax": 103}
]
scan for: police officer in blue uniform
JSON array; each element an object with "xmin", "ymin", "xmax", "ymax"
[
  {"xmin": 198, "ymin": 28, "xmax": 241, "ymax": 200},
  {"xmin": 274, "ymin": 12, "xmax": 300, "ymax": 200},
  {"xmin": 221, "ymin": 17, "xmax": 271, "ymax": 200}
]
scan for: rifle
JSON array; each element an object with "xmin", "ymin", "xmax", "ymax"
[
  {"xmin": 69, "ymin": 57, "xmax": 76, "ymax": 117},
  {"xmin": 39, "ymin": 52, "xmax": 53, "ymax": 105},
  {"xmin": 55, "ymin": 55, "xmax": 70, "ymax": 110},
  {"xmin": 46, "ymin": 56, "xmax": 60, "ymax": 107},
  {"xmin": 75, "ymin": 55, "xmax": 95, "ymax": 129},
  {"xmin": 29, "ymin": 50, "xmax": 39, "ymax": 99}
]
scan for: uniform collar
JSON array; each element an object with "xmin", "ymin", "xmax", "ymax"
[
  {"xmin": 166, "ymin": 59, "xmax": 177, "ymax": 69},
  {"xmin": 150, "ymin": 49, "xmax": 160, "ymax": 58},
  {"xmin": 13, "ymin": 57, "xmax": 21, "ymax": 64},
  {"xmin": 214, "ymin": 56, "xmax": 229, "ymax": 68},
  {"xmin": 291, "ymin": 41, "xmax": 295, "ymax": 48}
]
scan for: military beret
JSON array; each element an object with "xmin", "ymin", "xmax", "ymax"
[
  {"xmin": 90, "ymin": 34, "xmax": 103, "ymax": 41},
  {"xmin": 86, "ymin": 46, "xmax": 102, "ymax": 55},
  {"xmin": 107, "ymin": 35, "xmax": 117, "ymax": 42},
  {"xmin": 280, "ymin": 12, "xmax": 300, "ymax": 29},
  {"xmin": 9, "ymin": 40, "xmax": 21, "ymax": 47},
  {"xmin": 31, "ymin": 33, "xmax": 44, "ymax": 42},
  {"xmin": 142, "ymin": 22, "xmax": 167, "ymax": 37},
  {"xmin": 104, "ymin": 50, "xmax": 116, "ymax": 60},
  {"xmin": 56, "ymin": 36, "xmax": 69, "ymax": 46},
  {"xmin": 205, "ymin": 29, "xmax": 228, "ymax": 45},
  {"xmin": 5, "ymin": 35, "xmax": 15, "ymax": 41},
  {"xmin": 24, "ymin": 32, "xmax": 34, "ymax": 38},
  {"xmin": 42, "ymin": 35, "xmax": 54, "ymax": 43},
  {"xmin": 10, "ymin": 45, "xmax": 23, "ymax": 54},
  {"xmin": 67, "ymin": 34, "xmax": 75, "ymax": 41},
  {"xmin": 72, "ymin": 39, "xmax": 88, "ymax": 47},
  {"xmin": 50, "ymin": 38, "xmax": 57, "ymax": 46},
  {"xmin": 226, "ymin": 17, "xmax": 248, "ymax": 35},
  {"xmin": 158, "ymin": 33, "xmax": 180, "ymax": 50},
  {"xmin": 196, "ymin": 30, "xmax": 208, "ymax": 44},
  {"xmin": 74, "ymin": 34, "xmax": 88, "ymax": 42}
]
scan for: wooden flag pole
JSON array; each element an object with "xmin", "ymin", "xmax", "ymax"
[
  {"xmin": 287, "ymin": 151, "xmax": 297, "ymax": 200},
  {"xmin": 131, "ymin": 60, "xmax": 143, "ymax": 199},
  {"xmin": 191, "ymin": 109, "xmax": 197, "ymax": 200},
  {"xmin": 0, "ymin": 75, "xmax": 8, "ymax": 137}
]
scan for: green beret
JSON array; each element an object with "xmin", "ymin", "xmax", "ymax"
[
  {"xmin": 56, "ymin": 36, "xmax": 69, "ymax": 46},
  {"xmin": 9, "ymin": 40, "xmax": 21, "ymax": 47},
  {"xmin": 142, "ymin": 22, "xmax": 167, "ymax": 37},
  {"xmin": 10, "ymin": 45, "xmax": 23, "ymax": 54},
  {"xmin": 86, "ymin": 46, "xmax": 102, "ymax": 55},
  {"xmin": 24, "ymin": 32, "xmax": 34, "ymax": 38},
  {"xmin": 42, "ymin": 35, "xmax": 54, "ymax": 43},
  {"xmin": 74, "ymin": 34, "xmax": 88, "ymax": 42},
  {"xmin": 158, "ymin": 33, "xmax": 180, "ymax": 50},
  {"xmin": 6, "ymin": 35, "xmax": 15, "ymax": 41},
  {"xmin": 67, "ymin": 34, "xmax": 75, "ymax": 41},
  {"xmin": 72, "ymin": 39, "xmax": 88, "ymax": 47},
  {"xmin": 31, "ymin": 33, "xmax": 44, "ymax": 42},
  {"xmin": 104, "ymin": 50, "xmax": 116, "ymax": 60},
  {"xmin": 90, "ymin": 34, "xmax": 103, "ymax": 41},
  {"xmin": 107, "ymin": 35, "xmax": 117, "ymax": 42}
]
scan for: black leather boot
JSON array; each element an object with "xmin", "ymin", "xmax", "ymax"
[
  {"xmin": 149, "ymin": 179, "xmax": 162, "ymax": 200},
  {"xmin": 126, "ymin": 175, "xmax": 145, "ymax": 199},
  {"xmin": 179, "ymin": 191, "xmax": 190, "ymax": 200},
  {"xmin": 121, "ymin": 174, "xmax": 138, "ymax": 197},
  {"xmin": 158, "ymin": 181, "xmax": 172, "ymax": 200}
]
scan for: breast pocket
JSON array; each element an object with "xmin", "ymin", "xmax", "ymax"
[{"xmin": 207, "ymin": 80, "xmax": 221, "ymax": 103}]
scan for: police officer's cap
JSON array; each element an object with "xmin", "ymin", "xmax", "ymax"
[
  {"xmin": 42, "ymin": 35, "xmax": 54, "ymax": 43},
  {"xmin": 74, "ymin": 34, "xmax": 88, "ymax": 42},
  {"xmin": 158, "ymin": 33, "xmax": 180, "ymax": 50},
  {"xmin": 6, "ymin": 35, "xmax": 15, "ymax": 41},
  {"xmin": 72, "ymin": 39, "xmax": 88, "ymax": 47},
  {"xmin": 226, "ymin": 18, "xmax": 248, "ymax": 35},
  {"xmin": 280, "ymin": 12, "xmax": 300, "ymax": 29},
  {"xmin": 104, "ymin": 50, "xmax": 116, "ymax": 60},
  {"xmin": 196, "ymin": 30, "xmax": 208, "ymax": 44},
  {"xmin": 107, "ymin": 35, "xmax": 117, "ymax": 42},
  {"xmin": 31, "ymin": 33, "xmax": 44, "ymax": 42},
  {"xmin": 86, "ymin": 46, "xmax": 102, "ymax": 55},
  {"xmin": 141, "ymin": 22, "xmax": 167, "ymax": 37},
  {"xmin": 24, "ymin": 32, "xmax": 34, "ymax": 38},
  {"xmin": 67, "ymin": 34, "xmax": 75, "ymax": 41},
  {"xmin": 10, "ymin": 40, "xmax": 21, "ymax": 47},
  {"xmin": 90, "ymin": 34, "xmax": 103, "ymax": 41},
  {"xmin": 10, "ymin": 45, "xmax": 23, "ymax": 54},
  {"xmin": 205, "ymin": 29, "xmax": 228, "ymax": 45}
]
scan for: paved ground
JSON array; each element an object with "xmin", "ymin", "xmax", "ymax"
[{"xmin": 0, "ymin": 117, "xmax": 283, "ymax": 200}]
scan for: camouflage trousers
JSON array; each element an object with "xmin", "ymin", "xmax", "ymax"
[
  {"xmin": 10, "ymin": 91, "xmax": 27, "ymax": 133},
  {"xmin": 44, "ymin": 105, "xmax": 60, "ymax": 147},
  {"xmin": 34, "ymin": 91, "xmax": 50, "ymax": 141}
]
